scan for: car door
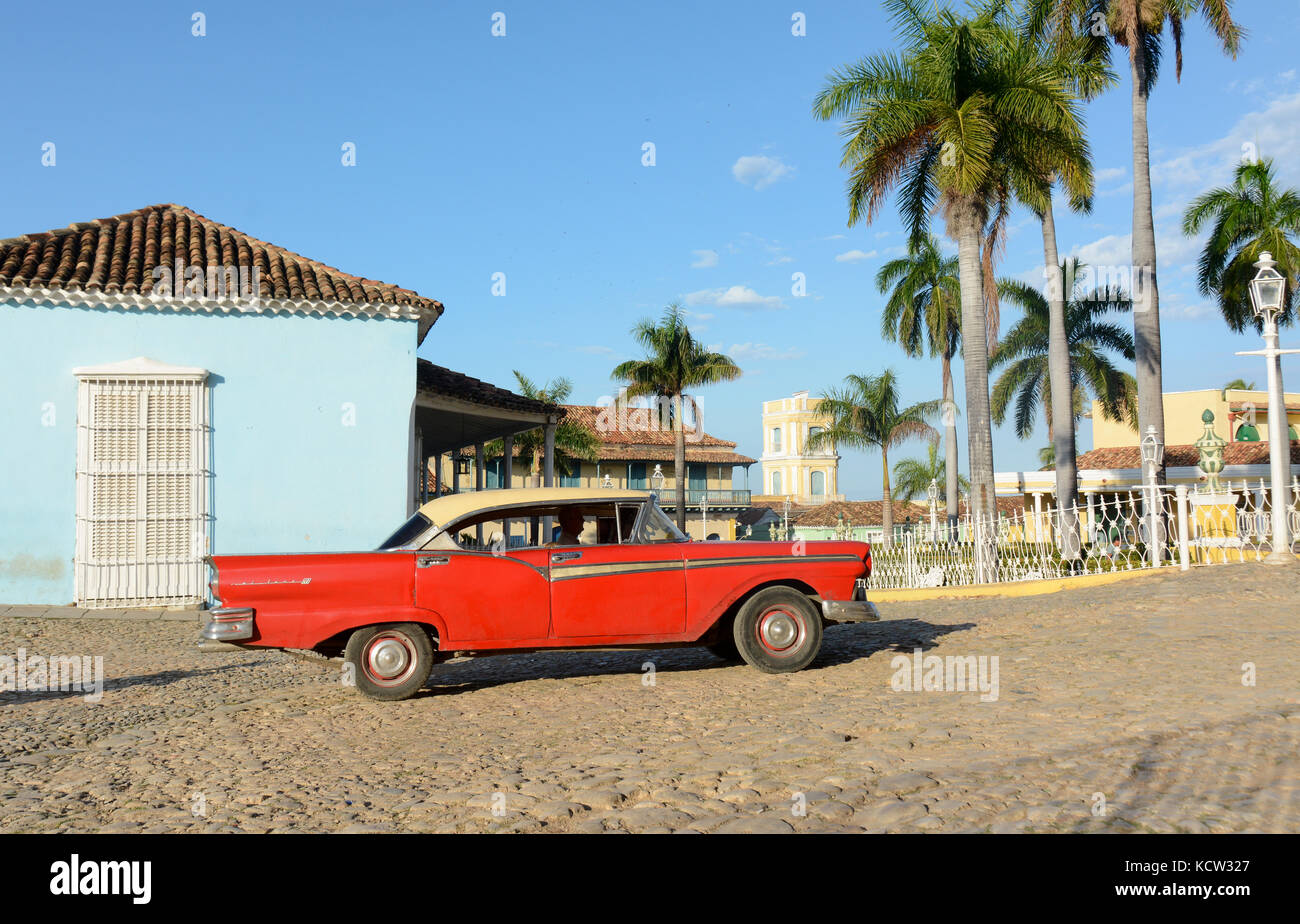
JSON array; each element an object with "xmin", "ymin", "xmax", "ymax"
[
  {"xmin": 548, "ymin": 540, "xmax": 687, "ymax": 639},
  {"xmin": 414, "ymin": 547, "xmax": 552, "ymax": 645}
]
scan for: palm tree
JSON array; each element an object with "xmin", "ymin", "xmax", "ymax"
[
  {"xmin": 611, "ymin": 304, "xmax": 742, "ymax": 530},
  {"xmin": 891, "ymin": 438, "xmax": 970, "ymax": 502},
  {"xmin": 484, "ymin": 372, "xmax": 599, "ymax": 483},
  {"xmin": 991, "ymin": 259, "xmax": 1137, "ymax": 446},
  {"xmin": 1027, "ymin": 0, "xmax": 1244, "ymax": 482},
  {"xmin": 877, "ymin": 234, "xmax": 963, "ymax": 527},
  {"xmin": 1016, "ymin": 8, "xmax": 1115, "ymax": 560},
  {"xmin": 813, "ymin": 0, "xmax": 1089, "ymax": 576},
  {"xmin": 1182, "ymin": 157, "xmax": 1300, "ymax": 333},
  {"xmin": 805, "ymin": 370, "xmax": 940, "ymax": 546},
  {"xmin": 1221, "ymin": 377, "xmax": 1256, "ymax": 398}
]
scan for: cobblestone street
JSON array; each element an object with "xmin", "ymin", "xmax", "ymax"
[{"xmin": 2, "ymin": 563, "xmax": 1297, "ymax": 833}]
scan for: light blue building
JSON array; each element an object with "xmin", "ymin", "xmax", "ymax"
[{"xmin": 0, "ymin": 204, "xmax": 558, "ymax": 607}]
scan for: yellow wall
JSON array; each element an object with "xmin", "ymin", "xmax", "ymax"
[
  {"xmin": 1091, "ymin": 388, "xmax": 1300, "ymax": 448},
  {"xmin": 761, "ymin": 391, "xmax": 841, "ymax": 499}
]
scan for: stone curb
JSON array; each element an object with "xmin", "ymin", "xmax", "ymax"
[{"xmin": 0, "ymin": 605, "xmax": 206, "ymax": 621}]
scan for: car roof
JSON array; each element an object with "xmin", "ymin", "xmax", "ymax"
[{"xmin": 416, "ymin": 487, "xmax": 652, "ymax": 527}]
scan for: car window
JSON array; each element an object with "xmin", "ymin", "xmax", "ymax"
[
  {"xmin": 377, "ymin": 512, "xmax": 433, "ymax": 550},
  {"xmin": 427, "ymin": 501, "xmax": 632, "ymax": 551},
  {"xmin": 639, "ymin": 502, "xmax": 688, "ymax": 543}
]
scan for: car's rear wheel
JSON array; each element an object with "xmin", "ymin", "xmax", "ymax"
[
  {"xmin": 344, "ymin": 623, "xmax": 434, "ymax": 701},
  {"xmin": 733, "ymin": 587, "xmax": 822, "ymax": 673}
]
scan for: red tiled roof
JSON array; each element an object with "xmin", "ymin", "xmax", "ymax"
[
  {"xmin": 793, "ymin": 500, "xmax": 930, "ymax": 528},
  {"xmin": 1076, "ymin": 441, "xmax": 1300, "ymax": 470},
  {"xmin": 0, "ymin": 203, "xmax": 443, "ymax": 324},
  {"xmin": 560, "ymin": 404, "xmax": 755, "ymax": 465},
  {"xmin": 562, "ymin": 404, "xmax": 737, "ymax": 448}
]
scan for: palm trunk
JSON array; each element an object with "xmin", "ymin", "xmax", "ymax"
[
  {"xmin": 942, "ymin": 352, "xmax": 959, "ymax": 536},
  {"xmin": 1129, "ymin": 38, "xmax": 1166, "ymax": 482},
  {"xmin": 673, "ymin": 392, "xmax": 687, "ymax": 532},
  {"xmin": 880, "ymin": 445, "xmax": 893, "ymax": 548},
  {"xmin": 954, "ymin": 202, "xmax": 998, "ymax": 582},
  {"xmin": 1041, "ymin": 196, "xmax": 1081, "ymax": 561}
]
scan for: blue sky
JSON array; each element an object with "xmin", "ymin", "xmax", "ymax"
[{"xmin": 5, "ymin": 0, "xmax": 1299, "ymax": 498}]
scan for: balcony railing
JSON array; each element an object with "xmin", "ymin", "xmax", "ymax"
[{"xmin": 660, "ymin": 489, "xmax": 752, "ymax": 508}]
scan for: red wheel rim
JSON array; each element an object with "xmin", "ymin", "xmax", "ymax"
[
  {"xmin": 363, "ymin": 631, "xmax": 419, "ymax": 687},
  {"xmin": 755, "ymin": 606, "xmax": 805, "ymax": 656}
]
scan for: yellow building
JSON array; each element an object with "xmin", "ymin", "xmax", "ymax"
[
  {"xmin": 1091, "ymin": 388, "xmax": 1300, "ymax": 449},
  {"xmin": 760, "ymin": 390, "xmax": 843, "ymax": 504}
]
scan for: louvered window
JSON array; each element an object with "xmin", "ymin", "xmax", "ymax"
[{"xmin": 75, "ymin": 361, "xmax": 210, "ymax": 607}]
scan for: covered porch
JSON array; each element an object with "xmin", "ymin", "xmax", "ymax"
[{"xmin": 411, "ymin": 360, "xmax": 563, "ymax": 511}]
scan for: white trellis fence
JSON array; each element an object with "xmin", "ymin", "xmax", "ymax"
[{"xmin": 864, "ymin": 479, "xmax": 1300, "ymax": 591}]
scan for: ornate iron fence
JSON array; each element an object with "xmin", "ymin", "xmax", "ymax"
[{"xmin": 866, "ymin": 480, "xmax": 1300, "ymax": 590}]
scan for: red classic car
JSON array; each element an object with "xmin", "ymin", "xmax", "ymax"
[{"xmin": 201, "ymin": 488, "xmax": 878, "ymax": 700}]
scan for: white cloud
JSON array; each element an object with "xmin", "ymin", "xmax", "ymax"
[
  {"xmin": 823, "ymin": 233, "xmax": 847, "ymax": 241},
  {"xmin": 767, "ymin": 255, "xmax": 794, "ymax": 265},
  {"xmin": 727, "ymin": 342, "xmax": 806, "ymax": 361},
  {"xmin": 1154, "ymin": 91, "xmax": 1300, "ymax": 194},
  {"xmin": 1095, "ymin": 167, "xmax": 1127, "ymax": 183},
  {"xmin": 684, "ymin": 285, "xmax": 786, "ymax": 311},
  {"xmin": 732, "ymin": 154, "xmax": 795, "ymax": 190},
  {"xmin": 835, "ymin": 249, "xmax": 878, "ymax": 263},
  {"xmin": 574, "ymin": 344, "xmax": 615, "ymax": 355},
  {"xmin": 691, "ymin": 249, "xmax": 719, "ymax": 268}
]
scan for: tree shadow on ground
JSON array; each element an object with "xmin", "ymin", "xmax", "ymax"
[{"xmin": 417, "ymin": 618, "xmax": 975, "ymax": 698}]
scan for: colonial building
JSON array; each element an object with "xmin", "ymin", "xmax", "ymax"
[
  {"xmin": 760, "ymin": 390, "xmax": 843, "ymax": 504},
  {"xmin": 1091, "ymin": 387, "xmax": 1300, "ymax": 448},
  {"xmin": 0, "ymin": 204, "xmax": 559, "ymax": 606},
  {"xmin": 433, "ymin": 403, "xmax": 756, "ymax": 540}
]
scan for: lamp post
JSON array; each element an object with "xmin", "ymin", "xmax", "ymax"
[
  {"xmin": 1236, "ymin": 251, "xmax": 1298, "ymax": 564},
  {"xmin": 782, "ymin": 496, "xmax": 791, "ymax": 541},
  {"xmin": 650, "ymin": 464, "xmax": 665, "ymax": 499},
  {"xmin": 1140, "ymin": 425, "xmax": 1163, "ymax": 568},
  {"xmin": 927, "ymin": 477, "xmax": 939, "ymax": 542}
]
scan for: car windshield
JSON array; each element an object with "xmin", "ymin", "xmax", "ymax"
[
  {"xmin": 640, "ymin": 500, "xmax": 688, "ymax": 543},
  {"xmin": 377, "ymin": 512, "xmax": 433, "ymax": 550}
]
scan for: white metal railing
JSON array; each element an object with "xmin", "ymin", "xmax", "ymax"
[{"xmin": 865, "ymin": 479, "xmax": 1300, "ymax": 591}]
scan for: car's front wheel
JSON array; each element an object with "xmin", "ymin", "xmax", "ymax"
[
  {"xmin": 344, "ymin": 623, "xmax": 434, "ymax": 701},
  {"xmin": 733, "ymin": 587, "xmax": 823, "ymax": 673}
]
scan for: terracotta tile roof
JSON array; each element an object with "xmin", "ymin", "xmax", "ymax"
[
  {"xmin": 591, "ymin": 445, "xmax": 756, "ymax": 465},
  {"xmin": 0, "ymin": 203, "xmax": 443, "ymax": 333},
  {"xmin": 562, "ymin": 404, "xmax": 738, "ymax": 448},
  {"xmin": 417, "ymin": 360, "xmax": 561, "ymax": 416},
  {"xmin": 793, "ymin": 500, "xmax": 930, "ymax": 528},
  {"xmin": 559, "ymin": 404, "xmax": 755, "ymax": 466},
  {"xmin": 1076, "ymin": 441, "xmax": 1300, "ymax": 470}
]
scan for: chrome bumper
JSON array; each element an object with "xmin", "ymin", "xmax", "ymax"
[
  {"xmin": 821, "ymin": 599, "xmax": 881, "ymax": 623},
  {"xmin": 200, "ymin": 607, "xmax": 255, "ymax": 642}
]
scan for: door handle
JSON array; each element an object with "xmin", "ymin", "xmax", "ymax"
[
  {"xmin": 551, "ymin": 551, "xmax": 582, "ymax": 563},
  {"xmin": 417, "ymin": 555, "xmax": 449, "ymax": 568}
]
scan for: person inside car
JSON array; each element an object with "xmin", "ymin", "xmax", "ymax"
[{"xmin": 549, "ymin": 506, "xmax": 586, "ymax": 547}]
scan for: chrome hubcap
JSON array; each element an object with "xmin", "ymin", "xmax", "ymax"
[
  {"xmin": 367, "ymin": 636, "xmax": 412, "ymax": 680},
  {"xmin": 759, "ymin": 611, "xmax": 799, "ymax": 651}
]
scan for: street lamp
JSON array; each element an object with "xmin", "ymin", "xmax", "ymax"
[
  {"xmin": 650, "ymin": 464, "xmax": 665, "ymax": 495},
  {"xmin": 1139, "ymin": 425, "xmax": 1163, "ymax": 567},
  {"xmin": 927, "ymin": 477, "xmax": 939, "ymax": 542},
  {"xmin": 1238, "ymin": 251, "xmax": 1298, "ymax": 563}
]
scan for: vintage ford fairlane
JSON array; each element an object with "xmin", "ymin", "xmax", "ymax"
[{"xmin": 202, "ymin": 488, "xmax": 879, "ymax": 700}]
